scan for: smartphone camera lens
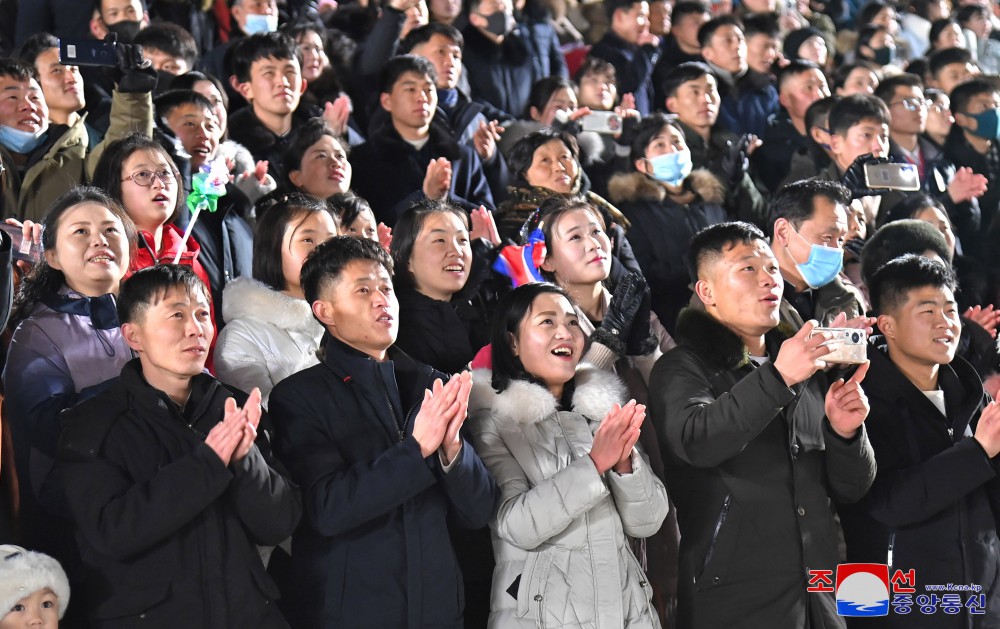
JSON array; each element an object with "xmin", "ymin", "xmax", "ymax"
[{"xmin": 851, "ymin": 332, "xmax": 860, "ymax": 343}]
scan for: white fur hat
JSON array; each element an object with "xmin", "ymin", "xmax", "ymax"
[{"xmin": 0, "ymin": 545, "xmax": 70, "ymax": 619}]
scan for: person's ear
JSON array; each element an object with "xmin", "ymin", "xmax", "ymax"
[
  {"xmin": 635, "ymin": 157, "xmax": 651, "ymax": 174},
  {"xmin": 44, "ymin": 247, "xmax": 60, "ymax": 271},
  {"xmin": 288, "ymin": 169, "xmax": 303, "ymax": 189},
  {"xmin": 379, "ymin": 91, "xmax": 393, "ymax": 113},
  {"xmin": 231, "ymin": 3, "xmax": 246, "ymax": 26},
  {"xmin": 877, "ymin": 313, "xmax": 895, "ymax": 339},
  {"xmin": 954, "ymin": 110, "xmax": 974, "ymax": 131},
  {"xmin": 529, "ymin": 106, "xmax": 543, "ymax": 122},
  {"xmin": 507, "ymin": 331, "xmax": 518, "ymax": 356},
  {"xmin": 829, "ymin": 132, "xmax": 844, "ymax": 156},
  {"xmin": 665, "ymin": 95, "xmax": 677, "ymax": 114},
  {"xmin": 234, "ymin": 75, "xmax": 253, "ymax": 101},
  {"xmin": 122, "ymin": 322, "xmax": 143, "ymax": 352},
  {"xmin": 694, "ymin": 277, "xmax": 714, "ymax": 306},
  {"xmin": 312, "ymin": 299, "xmax": 336, "ymax": 327},
  {"xmin": 773, "ymin": 217, "xmax": 792, "ymax": 247}
]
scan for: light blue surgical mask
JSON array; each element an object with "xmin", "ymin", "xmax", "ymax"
[
  {"xmin": 788, "ymin": 228, "xmax": 843, "ymax": 289},
  {"xmin": 648, "ymin": 149, "xmax": 693, "ymax": 187},
  {"xmin": 962, "ymin": 108, "xmax": 1000, "ymax": 140},
  {"xmin": 244, "ymin": 13, "xmax": 278, "ymax": 34},
  {"xmin": 0, "ymin": 125, "xmax": 46, "ymax": 154}
]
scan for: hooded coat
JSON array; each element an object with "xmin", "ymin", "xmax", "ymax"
[{"xmin": 468, "ymin": 365, "xmax": 669, "ymax": 628}]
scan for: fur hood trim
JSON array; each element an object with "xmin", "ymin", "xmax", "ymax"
[
  {"xmin": 470, "ymin": 364, "xmax": 627, "ymax": 424},
  {"xmin": 221, "ymin": 277, "xmax": 320, "ymax": 332},
  {"xmin": 675, "ymin": 307, "xmax": 796, "ymax": 370},
  {"xmin": 218, "ymin": 140, "xmax": 256, "ymax": 176},
  {"xmin": 607, "ymin": 169, "xmax": 724, "ymax": 206}
]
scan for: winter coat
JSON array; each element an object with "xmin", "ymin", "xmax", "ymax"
[
  {"xmin": 778, "ymin": 276, "xmax": 866, "ymax": 331},
  {"xmin": 468, "ymin": 365, "xmax": 669, "ymax": 628},
  {"xmin": 713, "ymin": 66, "xmax": 781, "ymax": 140},
  {"xmin": 944, "ymin": 128, "xmax": 1000, "ymax": 262},
  {"xmin": 650, "ymin": 307, "xmax": 877, "ymax": 629},
  {"xmin": 268, "ymin": 337, "xmax": 499, "ymax": 629},
  {"xmin": 227, "ymin": 106, "xmax": 317, "ymax": 183},
  {"xmin": 838, "ymin": 344, "xmax": 1000, "ymax": 629},
  {"xmin": 753, "ymin": 115, "xmax": 809, "ymax": 194},
  {"xmin": 590, "ymin": 31, "xmax": 661, "ymax": 116},
  {"xmin": 608, "ymin": 169, "xmax": 728, "ymax": 332},
  {"xmin": 462, "ymin": 25, "xmax": 540, "ymax": 118},
  {"xmin": 349, "ymin": 114, "xmax": 495, "ymax": 227},
  {"xmin": 214, "ymin": 277, "xmax": 325, "ymax": 407},
  {"xmin": 56, "ymin": 360, "xmax": 302, "ymax": 628},
  {"xmin": 394, "ymin": 286, "xmax": 491, "ymax": 375},
  {"xmin": 652, "ymin": 38, "xmax": 704, "ymax": 112}
]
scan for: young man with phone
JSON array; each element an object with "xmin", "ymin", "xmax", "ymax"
[{"xmin": 838, "ymin": 255, "xmax": 1000, "ymax": 627}]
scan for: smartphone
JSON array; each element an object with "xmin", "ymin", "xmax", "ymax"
[
  {"xmin": 811, "ymin": 327, "xmax": 868, "ymax": 364},
  {"xmin": 58, "ymin": 38, "xmax": 118, "ymax": 67},
  {"xmin": 863, "ymin": 162, "xmax": 920, "ymax": 191},
  {"xmin": 580, "ymin": 111, "xmax": 623, "ymax": 135},
  {"xmin": 0, "ymin": 223, "xmax": 40, "ymax": 264}
]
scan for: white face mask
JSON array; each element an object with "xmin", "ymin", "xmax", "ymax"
[
  {"xmin": 0, "ymin": 125, "xmax": 46, "ymax": 154},
  {"xmin": 244, "ymin": 13, "xmax": 279, "ymax": 34}
]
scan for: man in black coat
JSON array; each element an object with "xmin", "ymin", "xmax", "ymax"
[
  {"xmin": 590, "ymin": 0, "xmax": 661, "ymax": 116},
  {"xmin": 56, "ymin": 264, "xmax": 302, "ymax": 628},
  {"xmin": 268, "ymin": 236, "xmax": 498, "ymax": 629},
  {"xmin": 839, "ymin": 255, "xmax": 1000, "ymax": 628}
]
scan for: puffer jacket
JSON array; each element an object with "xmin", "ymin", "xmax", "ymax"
[
  {"xmin": 468, "ymin": 365, "xmax": 669, "ymax": 628},
  {"xmin": 214, "ymin": 277, "xmax": 324, "ymax": 407}
]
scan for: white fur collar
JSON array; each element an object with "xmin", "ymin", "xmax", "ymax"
[
  {"xmin": 470, "ymin": 364, "xmax": 627, "ymax": 424},
  {"xmin": 221, "ymin": 277, "xmax": 320, "ymax": 332}
]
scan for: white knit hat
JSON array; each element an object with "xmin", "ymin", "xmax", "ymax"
[{"xmin": 0, "ymin": 545, "xmax": 70, "ymax": 619}]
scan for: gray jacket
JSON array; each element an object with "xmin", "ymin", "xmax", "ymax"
[{"xmin": 469, "ymin": 365, "xmax": 669, "ymax": 628}]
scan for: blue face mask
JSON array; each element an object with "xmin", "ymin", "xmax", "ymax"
[
  {"xmin": 788, "ymin": 228, "xmax": 843, "ymax": 289},
  {"xmin": 648, "ymin": 149, "xmax": 693, "ymax": 187},
  {"xmin": 963, "ymin": 108, "xmax": 1000, "ymax": 140},
  {"xmin": 0, "ymin": 125, "xmax": 46, "ymax": 154},
  {"xmin": 244, "ymin": 13, "xmax": 278, "ymax": 34}
]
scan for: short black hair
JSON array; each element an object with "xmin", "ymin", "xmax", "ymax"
[
  {"xmin": 154, "ymin": 89, "xmax": 214, "ymax": 121},
  {"xmin": 929, "ymin": 18, "xmax": 961, "ymax": 49},
  {"xmin": 17, "ymin": 33, "xmax": 59, "ymax": 68},
  {"xmin": 698, "ymin": 15, "xmax": 742, "ymax": 49},
  {"xmin": 398, "ymin": 22, "xmax": 464, "ymax": 55},
  {"xmin": 118, "ymin": 264, "xmax": 209, "ymax": 325},
  {"xmin": 0, "ymin": 58, "xmax": 37, "ymax": 82},
  {"xmin": 950, "ymin": 78, "xmax": 996, "ymax": 117},
  {"xmin": 777, "ymin": 60, "xmax": 823, "ymax": 93},
  {"xmin": 767, "ymin": 178, "xmax": 851, "ymax": 234},
  {"xmin": 876, "ymin": 191, "xmax": 947, "ymax": 229},
  {"xmin": 860, "ymin": 219, "xmax": 951, "ymax": 285},
  {"xmin": 687, "ymin": 221, "xmax": 767, "ymax": 283},
  {"xmin": 956, "ymin": 3, "xmax": 988, "ymax": 25},
  {"xmin": 868, "ymin": 253, "xmax": 957, "ymax": 315},
  {"xmin": 604, "ymin": 0, "xmax": 646, "ymax": 20},
  {"xmin": 378, "ymin": 54, "xmax": 436, "ymax": 94},
  {"xmin": 856, "ymin": 0, "xmax": 892, "ymax": 28},
  {"xmin": 672, "ymin": 0, "xmax": 711, "ymax": 22},
  {"xmin": 507, "ymin": 129, "xmax": 579, "ymax": 187},
  {"xmin": 328, "ymin": 191, "xmax": 374, "ymax": 229},
  {"xmin": 927, "ymin": 46, "xmax": 974, "ymax": 80},
  {"xmin": 573, "ymin": 56, "xmax": 615, "ymax": 85},
  {"xmin": 230, "ymin": 32, "xmax": 298, "ymax": 84},
  {"xmin": 828, "ymin": 94, "xmax": 889, "ymax": 136},
  {"xmin": 133, "ymin": 22, "xmax": 199, "ymax": 68},
  {"xmin": 629, "ymin": 111, "xmax": 684, "ymax": 164},
  {"xmin": 831, "ymin": 60, "xmax": 878, "ymax": 92},
  {"xmin": 742, "ymin": 12, "xmax": 780, "ymax": 39},
  {"xmin": 390, "ymin": 198, "xmax": 469, "ymax": 291},
  {"xmin": 805, "ymin": 95, "xmax": 838, "ymax": 132},
  {"xmin": 874, "ymin": 72, "xmax": 923, "ymax": 104},
  {"xmin": 661, "ymin": 61, "xmax": 715, "ymax": 102},
  {"xmin": 281, "ymin": 118, "xmax": 347, "ymax": 191},
  {"xmin": 856, "ymin": 24, "xmax": 889, "ymax": 55},
  {"xmin": 253, "ymin": 191, "xmax": 337, "ymax": 291},
  {"xmin": 524, "ymin": 76, "xmax": 575, "ymax": 119},
  {"xmin": 490, "ymin": 282, "xmax": 573, "ymax": 393},
  {"xmin": 300, "ymin": 235, "xmax": 394, "ymax": 306}
]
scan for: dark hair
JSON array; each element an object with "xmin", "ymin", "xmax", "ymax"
[
  {"xmin": 0, "ymin": 58, "xmax": 37, "ymax": 82},
  {"xmin": 856, "ymin": 0, "xmax": 893, "ymax": 29},
  {"xmin": 876, "ymin": 191, "xmax": 949, "ymax": 229},
  {"xmin": 170, "ymin": 70, "xmax": 228, "ymax": 108},
  {"xmin": 805, "ymin": 95, "xmax": 838, "ymax": 132},
  {"xmin": 133, "ymin": 22, "xmax": 199, "ymax": 69},
  {"xmin": 742, "ymin": 12, "xmax": 780, "ymax": 39},
  {"xmin": 956, "ymin": 3, "xmax": 988, "ymax": 25},
  {"xmin": 828, "ymin": 94, "xmax": 889, "ymax": 136},
  {"xmin": 604, "ymin": 0, "xmax": 646, "ymax": 20},
  {"xmin": 912, "ymin": 0, "xmax": 940, "ymax": 19},
  {"xmin": 927, "ymin": 46, "xmax": 974, "ymax": 79},
  {"xmin": 398, "ymin": 22, "xmax": 464, "ymax": 54},
  {"xmin": 672, "ymin": 0, "xmax": 711, "ymax": 22},
  {"xmin": 117, "ymin": 264, "xmax": 209, "ymax": 325},
  {"xmin": 328, "ymin": 191, "xmax": 374, "ymax": 228},
  {"xmin": 390, "ymin": 198, "xmax": 469, "ymax": 291},
  {"xmin": 687, "ymin": 221, "xmax": 766, "ymax": 283},
  {"xmin": 536, "ymin": 196, "xmax": 606, "ymax": 283},
  {"xmin": 154, "ymin": 88, "xmax": 214, "ymax": 121},
  {"xmin": 507, "ymin": 129, "xmax": 580, "ymax": 187},
  {"xmin": 280, "ymin": 118, "xmax": 347, "ymax": 191},
  {"xmin": 573, "ymin": 56, "xmax": 616, "ymax": 85},
  {"xmin": 490, "ymin": 282, "xmax": 573, "ymax": 393},
  {"xmin": 868, "ymin": 253, "xmax": 957, "ymax": 315},
  {"xmin": 16, "ymin": 33, "xmax": 59, "ymax": 68},
  {"xmin": 92, "ymin": 132, "xmax": 184, "ymax": 226},
  {"xmin": 874, "ymin": 72, "xmax": 923, "ymax": 104},
  {"xmin": 856, "ymin": 24, "xmax": 890, "ymax": 57},
  {"xmin": 698, "ymin": 15, "xmax": 742, "ymax": 49},
  {"xmin": 10, "ymin": 187, "xmax": 138, "ymax": 328},
  {"xmin": 525, "ymin": 76, "xmax": 575, "ymax": 119},
  {"xmin": 378, "ymin": 54, "xmax": 436, "ymax": 94},
  {"xmin": 832, "ymin": 60, "xmax": 878, "ymax": 92},
  {"xmin": 230, "ymin": 31, "xmax": 298, "ymax": 83},
  {"xmin": 767, "ymin": 178, "xmax": 851, "ymax": 234},
  {"xmin": 860, "ymin": 219, "xmax": 951, "ymax": 285},
  {"xmin": 283, "ymin": 22, "xmax": 330, "ymax": 53},
  {"xmin": 661, "ymin": 61, "xmax": 714, "ymax": 101},
  {"xmin": 300, "ymin": 235, "xmax": 394, "ymax": 306},
  {"xmin": 929, "ymin": 18, "xmax": 961, "ymax": 50},
  {"xmin": 777, "ymin": 60, "xmax": 823, "ymax": 93},
  {"xmin": 252, "ymin": 192, "xmax": 337, "ymax": 291},
  {"xmin": 925, "ymin": 87, "xmax": 947, "ymax": 103},
  {"xmin": 950, "ymin": 78, "xmax": 995, "ymax": 116},
  {"xmin": 629, "ymin": 111, "xmax": 684, "ymax": 164}
]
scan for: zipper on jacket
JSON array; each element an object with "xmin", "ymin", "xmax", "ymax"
[
  {"xmin": 376, "ymin": 368, "xmax": 407, "ymax": 441},
  {"xmin": 887, "ymin": 532, "xmax": 895, "ymax": 567},
  {"xmin": 703, "ymin": 494, "xmax": 732, "ymax": 574}
]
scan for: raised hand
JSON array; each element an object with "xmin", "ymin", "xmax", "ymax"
[
  {"xmin": 377, "ymin": 222, "xmax": 393, "ymax": 251},
  {"xmin": 975, "ymin": 400, "xmax": 1000, "ymax": 457},
  {"xmin": 828, "ymin": 311, "xmax": 877, "ymax": 336},
  {"xmin": 231, "ymin": 388, "xmax": 263, "ymax": 463},
  {"xmin": 470, "ymin": 206, "xmax": 501, "ymax": 245},
  {"xmin": 205, "ymin": 398, "xmax": 244, "ymax": 466},
  {"xmin": 613, "ymin": 402, "xmax": 645, "ymax": 474},
  {"xmin": 322, "ymin": 95, "xmax": 352, "ymax": 136},
  {"xmin": 472, "ymin": 119, "xmax": 503, "ymax": 162},
  {"xmin": 441, "ymin": 372, "xmax": 474, "ymax": 464},
  {"xmin": 590, "ymin": 401, "xmax": 641, "ymax": 474},
  {"xmin": 965, "ymin": 304, "xmax": 1000, "ymax": 338},
  {"xmin": 947, "ymin": 167, "xmax": 988, "ymax": 204},
  {"xmin": 423, "ymin": 157, "xmax": 453, "ymax": 201},
  {"xmin": 773, "ymin": 320, "xmax": 834, "ymax": 387},
  {"xmin": 825, "ymin": 361, "xmax": 870, "ymax": 438},
  {"xmin": 412, "ymin": 377, "xmax": 464, "ymax": 458}
]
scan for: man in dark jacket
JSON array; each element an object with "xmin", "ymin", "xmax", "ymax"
[
  {"xmin": 56, "ymin": 264, "xmax": 302, "ymax": 628},
  {"xmin": 268, "ymin": 236, "xmax": 498, "ymax": 629},
  {"xmin": 590, "ymin": 0, "xmax": 661, "ymax": 116},
  {"xmin": 839, "ymin": 255, "xmax": 1000, "ymax": 628},
  {"xmin": 650, "ymin": 221, "xmax": 877, "ymax": 628}
]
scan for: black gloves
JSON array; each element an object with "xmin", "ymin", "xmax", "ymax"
[
  {"xmin": 841, "ymin": 153, "xmax": 891, "ymax": 199},
  {"xmin": 592, "ymin": 273, "xmax": 649, "ymax": 356},
  {"xmin": 720, "ymin": 134, "xmax": 752, "ymax": 190},
  {"xmin": 115, "ymin": 40, "xmax": 157, "ymax": 94}
]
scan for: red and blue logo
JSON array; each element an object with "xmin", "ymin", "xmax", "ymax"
[{"xmin": 836, "ymin": 564, "xmax": 890, "ymax": 617}]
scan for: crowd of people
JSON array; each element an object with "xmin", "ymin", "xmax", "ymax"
[{"xmin": 0, "ymin": 0, "xmax": 997, "ymax": 627}]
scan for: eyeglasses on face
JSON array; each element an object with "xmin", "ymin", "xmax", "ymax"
[
  {"xmin": 122, "ymin": 169, "xmax": 177, "ymax": 187},
  {"xmin": 891, "ymin": 97, "xmax": 931, "ymax": 112}
]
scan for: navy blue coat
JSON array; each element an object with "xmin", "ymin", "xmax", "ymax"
[
  {"xmin": 590, "ymin": 31, "xmax": 661, "ymax": 116},
  {"xmin": 268, "ymin": 337, "xmax": 499, "ymax": 629}
]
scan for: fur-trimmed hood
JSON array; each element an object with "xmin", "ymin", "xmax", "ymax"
[
  {"xmin": 674, "ymin": 306, "xmax": 796, "ymax": 371},
  {"xmin": 221, "ymin": 276, "xmax": 321, "ymax": 332},
  {"xmin": 470, "ymin": 364, "xmax": 627, "ymax": 424},
  {"xmin": 606, "ymin": 169, "xmax": 725, "ymax": 206}
]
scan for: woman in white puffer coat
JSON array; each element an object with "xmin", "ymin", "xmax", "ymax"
[
  {"xmin": 214, "ymin": 193, "xmax": 338, "ymax": 406},
  {"xmin": 468, "ymin": 282, "xmax": 669, "ymax": 628}
]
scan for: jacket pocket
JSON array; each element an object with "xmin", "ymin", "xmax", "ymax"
[
  {"xmin": 515, "ymin": 549, "xmax": 553, "ymax": 622},
  {"xmin": 94, "ymin": 580, "xmax": 171, "ymax": 621},
  {"xmin": 696, "ymin": 494, "xmax": 736, "ymax": 589}
]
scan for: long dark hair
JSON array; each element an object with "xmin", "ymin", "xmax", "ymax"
[
  {"xmin": 10, "ymin": 187, "xmax": 138, "ymax": 329},
  {"xmin": 91, "ymin": 133, "xmax": 184, "ymax": 227},
  {"xmin": 390, "ymin": 198, "xmax": 469, "ymax": 292}
]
